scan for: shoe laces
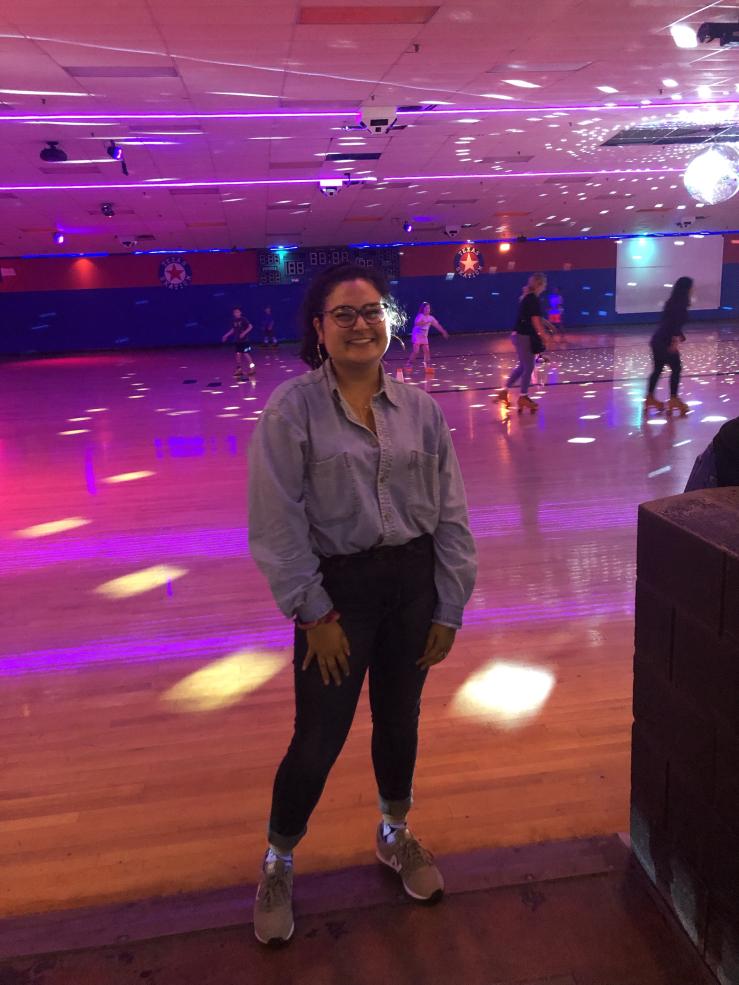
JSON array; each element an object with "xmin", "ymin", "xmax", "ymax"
[
  {"xmin": 259, "ymin": 861, "xmax": 291, "ymax": 911},
  {"xmin": 394, "ymin": 830, "xmax": 434, "ymax": 872}
]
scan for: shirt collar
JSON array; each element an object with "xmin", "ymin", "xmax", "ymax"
[{"xmin": 323, "ymin": 359, "xmax": 400, "ymax": 408}]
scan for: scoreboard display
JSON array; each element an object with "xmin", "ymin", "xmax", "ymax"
[{"xmin": 257, "ymin": 246, "xmax": 400, "ymax": 286}]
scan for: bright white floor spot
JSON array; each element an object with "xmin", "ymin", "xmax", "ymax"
[
  {"xmin": 103, "ymin": 471, "xmax": 156, "ymax": 484},
  {"xmin": 451, "ymin": 660, "xmax": 556, "ymax": 728},
  {"xmin": 15, "ymin": 517, "xmax": 91, "ymax": 538},
  {"xmin": 568, "ymin": 437, "xmax": 596, "ymax": 444},
  {"xmin": 95, "ymin": 565, "xmax": 187, "ymax": 599},
  {"xmin": 163, "ymin": 650, "xmax": 289, "ymax": 712}
]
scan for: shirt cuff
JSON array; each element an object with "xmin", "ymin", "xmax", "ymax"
[
  {"xmin": 295, "ymin": 587, "xmax": 334, "ymax": 625},
  {"xmin": 432, "ymin": 601, "xmax": 464, "ymax": 629}
]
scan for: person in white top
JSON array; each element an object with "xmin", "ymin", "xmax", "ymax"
[{"xmin": 405, "ymin": 302, "xmax": 449, "ymax": 372}]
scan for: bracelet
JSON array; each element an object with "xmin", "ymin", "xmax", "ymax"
[{"xmin": 296, "ymin": 609, "xmax": 341, "ymax": 631}]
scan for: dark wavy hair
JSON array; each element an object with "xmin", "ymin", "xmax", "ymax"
[
  {"xmin": 298, "ymin": 263, "xmax": 404, "ymax": 368},
  {"xmin": 666, "ymin": 276, "xmax": 693, "ymax": 311}
]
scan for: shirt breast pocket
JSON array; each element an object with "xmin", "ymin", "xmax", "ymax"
[
  {"xmin": 304, "ymin": 453, "xmax": 359, "ymax": 527},
  {"xmin": 407, "ymin": 450, "xmax": 440, "ymax": 520}
]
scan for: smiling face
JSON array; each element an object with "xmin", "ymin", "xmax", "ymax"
[{"xmin": 314, "ymin": 278, "xmax": 391, "ymax": 370}]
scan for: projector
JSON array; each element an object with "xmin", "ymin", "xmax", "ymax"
[
  {"xmin": 319, "ymin": 178, "xmax": 344, "ymax": 197},
  {"xmin": 697, "ymin": 21, "xmax": 739, "ymax": 46},
  {"xmin": 444, "ymin": 224, "xmax": 461, "ymax": 238},
  {"xmin": 39, "ymin": 141, "xmax": 67, "ymax": 163},
  {"xmin": 357, "ymin": 105, "xmax": 398, "ymax": 135}
]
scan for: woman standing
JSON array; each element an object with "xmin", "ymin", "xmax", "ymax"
[
  {"xmin": 248, "ymin": 264, "xmax": 477, "ymax": 945},
  {"xmin": 496, "ymin": 273, "xmax": 547, "ymax": 414},
  {"xmin": 405, "ymin": 301, "xmax": 449, "ymax": 373},
  {"xmin": 645, "ymin": 277, "xmax": 692, "ymax": 417}
]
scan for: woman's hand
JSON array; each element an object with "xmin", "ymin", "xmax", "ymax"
[
  {"xmin": 417, "ymin": 623, "xmax": 456, "ymax": 670},
  {"xmin": 302, "ymin": 621, "xmax": 351, "ymax": 686}
]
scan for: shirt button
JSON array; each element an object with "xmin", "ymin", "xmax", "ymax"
[{"xmin": 383, "ymin": 512, "xmax": 390, "ymax": 521}]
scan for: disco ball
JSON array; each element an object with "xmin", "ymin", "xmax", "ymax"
[{"xmin": 683, "ymin": 146, "xmax": 739, "ymax": 205}]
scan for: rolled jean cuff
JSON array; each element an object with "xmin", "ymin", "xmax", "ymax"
[
  {"xmin": 378, "ymin": 793, "xmax": 412, "ymax": 821},
  {"xmin": 267, "ymin": 824, "xmax": 306, "ymax": 854}
]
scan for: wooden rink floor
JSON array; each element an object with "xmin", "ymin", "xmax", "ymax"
[{"xmin": 1, "ymin": 326, "xmax": 737, "ymax": 920}]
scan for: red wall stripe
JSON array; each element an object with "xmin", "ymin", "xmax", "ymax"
[{"xmin": 0, "ymin": 251, "xmax": 257, "ymax": 293}]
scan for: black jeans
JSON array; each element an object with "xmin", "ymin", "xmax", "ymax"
[
  {"xmin": 648, "ymin": 342, "xmax": 682, "ymax": 397},
  {"xmin": 268, "ymin": 535, "xmax": 437, "ymax": 852}
]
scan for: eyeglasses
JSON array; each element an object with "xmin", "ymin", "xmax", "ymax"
[{"xmin": 322, "ymin": 303, "xmax": 388, "ymax": 328}]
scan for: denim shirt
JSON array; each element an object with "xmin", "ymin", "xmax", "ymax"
[{"xmin": 247, "ymin": 361, "xmax": 477, "ymax": 628}]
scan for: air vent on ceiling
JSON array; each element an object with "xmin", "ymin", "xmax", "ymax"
[
  {"xmin": 64, "ymin": 65, "xmax": 179, "ymax": 78},
  {"xmin": 325, "ymin": 152, "xmax": 382, "ymax": 162},
  {"xmin": 487, "ymin": 61, "xmax": 592, "ymax": 73},
  {"xmin": 278, "ymin": 99, "xmax": 361, "ymax": 110},
  {"xmin": 128, "ymin": 123, "xmax": 203, "ymax": 133},
  {"xmin": 482, "ymin": 155, "xmax": 535, "ymax": 164},
  {"xmin": 397, "ymin": 103, "xmax": 439, "ymax": 113},
  {"xmin": 298, "ymin": 5, "xmax": 439, "ymax": 25},
  {"xmin": 435, "ymin": 198, "xmax": 478, "ymax": 205},
  {"xmin": 136, "ymin": 233, "xmax": 156, "ymax": 241},
  {"xmin": 268, "ymin": 161, "xmax": 319, "ymax": 170},
  {"xmin": 40, "ymin": 164, "xmax": 101, "ymax": 175},
  {"xmin": 543, "ymin": 175, "xmax": 593, "ymax": 183},
  {"xmin": 169, "ymin": 186, "xmax": 221, "ymax": 195},
  {"xmin": 603, "ymin": 124, "xmax": 739, "ymax": 146}
]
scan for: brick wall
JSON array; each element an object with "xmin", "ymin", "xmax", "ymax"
[{"xmin": 632, "ymin": 488, "xmax": 739, "ymax": 985}]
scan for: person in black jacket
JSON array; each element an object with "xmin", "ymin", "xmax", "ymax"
[
  {"xmin": 645, "ymin": 277, "xmax": 692, "ymax": 417},
  {"xmin": 496, "ymin": 273, "xmax": 547, "ymax": 415}
]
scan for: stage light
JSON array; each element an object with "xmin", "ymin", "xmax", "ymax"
[
  {"xmin": 106, "ymin": 141, "xmax": 123, "ymax": 161},
  {"xmin": 95, "ymin": 564, "xmax": 187, "ymax": 599},
  {"xmin": 499, "ymin": 242, "xmax": 511, "ymax": 253},
  {"xmin": 670, "ymin": 23, "xmax": 698, "ymax": 48},
  {"xmin": 451, "ymin": 660, "xmax": 555, "ymax": 727},
  {"xmin": 39, "ymin": 140, "xmax": 67, "ymax": 162},
  {"xmin": 100, "ymin": 202, "xmax": 115, "ymax": 217},
  {"xmin": 163, "ymin": 650, "xmax": 289, "ymax": 712},
  {"xmin": 684, "ymin": 146, "xmax": 739, "ymax": 205},
  {"xmin": 15, "ymin": 517, "xmax": 91, "ymax": 538},
  {"xmin": 52, "ymin": 230, "xmax": 64, "ymax": 245},
  {"xmin": 403, "ymin": 220, "xmax": 413, "ymax": 233}
]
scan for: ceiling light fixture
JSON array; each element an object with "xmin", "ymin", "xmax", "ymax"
[
  {"xmin": 0, "ymin": 88, "xmax": 90, "ymax": 97},
  {"xmin": 502, "ymin": 79, "xmax": 541, "ymax": 89},
  {"xmin": 662, "ymin": 78, "xmax": 679, "ymax": 88},
  {"xmin": 52, "ymin": 230, "xmax": 65, "ymax": 244},
  {"xmin": 596, "ymin": 85, "xmax": 619, "ymax": 94},
  {"xmin": 100, "ymin": 202, "xmax": 115, "ymax": 217},
  {"xmin": 670, "ymin": 23, "xmax": 698, "ymax": 48},
  {"xmin": 107, "ymin": 141, "xmax": 123, "ymax": 160}
]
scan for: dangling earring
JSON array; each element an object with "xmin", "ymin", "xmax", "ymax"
[{"xmin": 316, "ymin": 340, "xmax": 325, "ymax": 364}]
